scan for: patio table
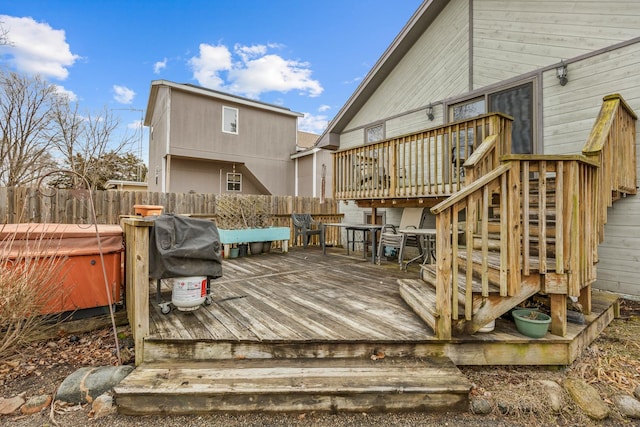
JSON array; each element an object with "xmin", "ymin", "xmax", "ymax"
[
  {"xmin": 322, "ymin": 223, "xmax": 384, "ymax": 264},
  {"xmin": 398, "ymin": 228, "xmax": 437, "ymax": 269}
]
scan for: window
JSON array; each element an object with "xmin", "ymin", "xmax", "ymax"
[
  {"xmin": 447, "ymin": 81, "xmax": 535, "ymax": 155},
  {"xmin": 227, "ymin": 172, "xmax": 242, "ymax": 192},
  {"xmin": 488, "ymin": 83, "xmax": 533, "ymax": 154},
  {"xmin": 365, "ymin": 124, "xmax": 384, "ymax": 143},
  {"xmin": 222, "ymin": 106, "xmax": 238, "ymax": 134}
]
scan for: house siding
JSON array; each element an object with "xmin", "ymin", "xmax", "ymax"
[
  {"xmin": 147, "ymin": 86, "xmax": 170, "ymax": 192},
  {"xmin": 473, "ymin": 0, "xmax": 640, "ymax": 89},
  {"xmin": 146, "ymin": 82, "xmax": 299, "ymax": 196},
  {"xmin": 543, "ymin": 42, "xmax": 640, "ymax": 155},
  {"xmin": 342, "ymin": 0, "xmax": 469, "ymax": 148}
]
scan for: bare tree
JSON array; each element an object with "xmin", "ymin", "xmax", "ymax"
[
  {"xmin": 0, "ymin": 22, "xmax": 11, "ymax": 46},
  {"xmin": 0, "ymin": 71, "xmax": 59, "ymax": 186},
  {"xmin": 50, "ymin": 103, "xmax": 138, "ymax": 189}
]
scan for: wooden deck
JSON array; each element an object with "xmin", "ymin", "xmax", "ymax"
[{"xmin": 144, "ymin": 246, "xmax": 618, "ymax": 366}]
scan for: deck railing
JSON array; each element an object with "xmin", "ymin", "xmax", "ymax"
[
  {"xmin": 430, "ymin": 94, "xmax": 637, "ymax": 340},
  {"xmin": 333, "ymin": 114, "xmax": 513, "ymax": 201}
]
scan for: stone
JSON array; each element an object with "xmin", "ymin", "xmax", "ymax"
[
  {"xmin": 20, "ymin": 394, "xmax": 52, "ymax": 414},
  {"xmin": 469, "ymin": 397, "xmax": 493, "ymax": 414},
  {"xmin": 537, "ymin": 380, "xmax": 564, "ymax": 413},
  {"xmin": 90, "ymin": 393, "xmax": 116, "ymax": 419},
  {"xmin": 0, "ymin": 394, "xmax": 26, "ymax": 415},
  {"xmin": 612, "ymin": 394, "xmax": 640, "ymax": 419},
  {"xmin": 56, "ymin": 365, "xmax": 135, "ymax": 404},
  {"xmin": 564, "ymin": 378, "xmax": 609, "ymax": 420},
  {"xmin": 634, "ymin": 385, "xmax": 640, "ymax": 400}
]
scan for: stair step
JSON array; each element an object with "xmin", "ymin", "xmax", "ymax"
[
  {"xmin": 420, "ymin": 264, "xmax": 501, "ymax": 296},
  {"xmin": 114, "ymin": 357, "xmax": 471, "ymax": 414},
  {"xmin": 398, "ymin": 278, "xmax": 439, "ymax": 331}
]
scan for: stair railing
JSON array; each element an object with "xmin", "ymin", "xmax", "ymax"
[
  {"xmin": 582, "ymin": 94, "xmax": 638, "ymax": 244},
  {"xmin": 430, "ymin": 94, "xmax": 637, "ymax": 339}
]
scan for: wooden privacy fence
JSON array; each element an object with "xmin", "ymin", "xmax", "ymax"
[{"xmin": 0, "ymin": 188, "xmax": 342, "ymax": 247}]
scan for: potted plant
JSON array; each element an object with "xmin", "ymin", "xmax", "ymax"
[{"xmin": 512, "ymin": 308, "xmax": 551, "ymax": 338}]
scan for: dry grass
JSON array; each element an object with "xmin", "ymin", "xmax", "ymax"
[
  {"xmin": 0, "ymin": 226, "xmax": 68, "ymax": 359},
  {"xmin": 463, "ymin": 299, "xmax": 640, "ymax": 426}
]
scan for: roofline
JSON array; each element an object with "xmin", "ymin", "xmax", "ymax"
[
  {"xmin": 317, "ymin": 0, "xmax": 450, "ymax": 149},
  {"xmin": 290, "ymin": 147, "xmax": 322, "ymax": 159},
  {"xmin": 144, "ymin": 80, "xmax": 304, "ymax": 126}
]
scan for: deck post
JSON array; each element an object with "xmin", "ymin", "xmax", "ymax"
[
  {"xmin": 122, "ymin": 218, "xmax": 154, "ymax": 366},
  {"xmin": 549, "ymin": 293, "xmax": 567, "ymax": 337}
]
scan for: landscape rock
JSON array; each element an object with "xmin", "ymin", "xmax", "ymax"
[
  {"xmin": 564, "ymin": 378, "xmax": 609, "ymax": 420},
  {"xmin": 469, "ymin": 397, "xmax": 492, "ymax": 414},
  {"xmin": 56, "ymin": 365, "xmax": 134, "ymax": 404},
  {"xmin": 20, "ymin": 394, "xmax": 52, "ymax": 414},
  {"xmin": 612, "ymin": 394, "xmax": 640, "ymax": 419},
  {"xmin": 0, "ymin": 393, "xmax": 26, "ymax": 415},
  {"xmin": 537, "ymin": 379, "xmax": 564, "ymax": 413},
  {"xmin": 91, "ymin": 393, "xmax": 116, "ymax": 418}
]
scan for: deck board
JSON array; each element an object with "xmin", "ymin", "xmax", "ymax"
[
  {"xmin": 149, "ymin": 247, "xmax": 432, "ymax": 342},
  {"xmin": 145, "ymin": 247, "xmax": 618, "ymax": 366}
]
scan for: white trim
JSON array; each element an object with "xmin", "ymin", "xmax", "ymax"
[
  {"xmin": 161, "ymin": 157, "xmax": 166, "ymax": 192},
  {"xmin": 294, "ymin": 158, "xmax": 299, "ymax": 196},
  {"xmin": 290, "ymin": 147, "xmax": 321, "ymax": 159},
  {"xmin": 312, "ymin": 151, "xmax": 317, "ymax": 197},
  {"xmin": 148, "ymin": 80, "xmax": 304, "ymax": 119}
]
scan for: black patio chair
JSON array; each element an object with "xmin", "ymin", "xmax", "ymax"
[{"xmin": 291, "ymin": 213, "xmax": 323, "ymax": 248}]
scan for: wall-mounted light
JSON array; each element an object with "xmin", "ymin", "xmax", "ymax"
[
  {"xmin": 556, "ymin": 60, "xmax": 568, "ymax": 86},
  {"xmin": 426, "ymin": 104, "xmax": 434, "ymax": 121}
]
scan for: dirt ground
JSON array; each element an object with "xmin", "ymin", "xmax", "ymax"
[{"xmin": 1, "ymin": 298, "xmax": 639, "ymax": 427}]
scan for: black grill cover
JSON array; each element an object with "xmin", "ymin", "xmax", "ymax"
[{"xmin": 148, "ymin": 214, "xmax": 223, "ymax": 280}]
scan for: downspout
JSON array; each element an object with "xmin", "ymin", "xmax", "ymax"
[
  {"xmin": 312, "ymin": 151, "xmax": 317, "ymax": 197},
  {"xmin": 294, "ymin": 158, "xmax": 299, "ymax": 196}
]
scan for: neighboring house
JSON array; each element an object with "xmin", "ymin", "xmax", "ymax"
[
  {"xmin": 105, "ymin": 180, "xmax": 148, "ymax": 192},
  {"xmin": 318, "ymin": 0, "xmax": 640, "ymax": 297},
  {"xmin": 291, "ymin": 131, "xmax": 333, "ymax": 200},
  {"xmin": 144, "ymin": 80, "xmax": 303, "ymax": 195}
]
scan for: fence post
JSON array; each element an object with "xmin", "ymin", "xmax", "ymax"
[{"xmin": 122, "ymin": 218, "xmax": 154, "ymax": 366}]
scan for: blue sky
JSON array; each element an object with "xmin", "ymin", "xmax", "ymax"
[{"xmin": 1, "ymin": 1, "xmax": 422, "ymax": 161}]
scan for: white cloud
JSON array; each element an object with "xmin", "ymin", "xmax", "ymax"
[
  {"xmin": 153, "ymin": 58, "xmax": 167, "ymax": 74},
  {"xmin": 113, "ymin": 85, "xmax": 135, "ymax": 104},
  {"xmin": 318, "ymin": 104, "xmax": 331, "ymax": 112},
  {"xmin": 188, "ymin": 43, "xmax": 232, "ymax": 90},
  {"xmin": 128, "ymin": 119, "xmax": 143, "ymax": 130},
  {"xmin": 298, "ymin": 112, "xmax": 328, "ymax": 135},
  {"xmin": 0, "ymin": 15, "xmax": 79, "ymax": 80},
  {"xmin": 53, "ymin": 84, "xmax": 78, "ymax": 102},
  {"xmin": 189, "ymin": 43, "xmax": 322, "ymax": 99}
]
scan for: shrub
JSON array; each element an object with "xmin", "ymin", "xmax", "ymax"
[{"xmin": 0, "ymin": 226, "xmax": 67, "ymax": 359}]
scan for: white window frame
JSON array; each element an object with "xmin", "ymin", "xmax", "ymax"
[
  {"xmin": 226, "ymin": 172, "xmax": 242, "ymax": 192},
  {"xmin": 222, "ymin": 106, "xmax": 238, "ymax": 134},
  {"xmin": 365, "ymin": 123, "xmax": 384, "ymax": 144}
]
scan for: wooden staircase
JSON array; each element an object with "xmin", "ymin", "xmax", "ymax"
[
  {"xmin": 400, "ymin": 94, "xmax": 637, "ymax": 339},
  {"xmin": 114, "ymin": 356, "xmax": 471, "ymax": 414}
]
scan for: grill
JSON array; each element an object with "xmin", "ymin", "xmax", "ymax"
[{"xmin": 148, "ymin": 214, "xmax": 222, "ymax": 314}]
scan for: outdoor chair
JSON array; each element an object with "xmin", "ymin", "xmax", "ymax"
[
  {"xmin": 376, "ymin": 224, "xmax": 405, "ymax": 269},
  {"xmin": 376, "ymin": 207, "xmax": 426, "ymax": 269},
  {"xmin": 291, "ymin": 213, "xmax": 323, "ymax": 248}
]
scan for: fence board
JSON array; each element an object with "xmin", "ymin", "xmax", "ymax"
[{"xmin": 1, "ymin": 187, "xmax": 339, "ymax": 227}]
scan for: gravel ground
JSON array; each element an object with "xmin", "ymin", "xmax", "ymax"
[{"xmin": 2, "ymin": 299, "xmax": 640, "ymax": 427}]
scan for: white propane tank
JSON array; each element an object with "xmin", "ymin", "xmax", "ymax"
[{"xmin": 171, "ymin": 276, "xmax": 207, "ymax": 311}]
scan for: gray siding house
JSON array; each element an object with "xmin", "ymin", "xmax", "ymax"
[
  {"xmin": 144, "ymin": 80, "xmax": 303, "ymax": 195},
  {"xmin": 319, "ymin": 0, "xmax": 640, "ymax": 297}
]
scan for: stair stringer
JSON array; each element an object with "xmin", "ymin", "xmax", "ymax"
[{"xmin": 454, "ymin": 274, "xmax": 542, "ymax": 335}]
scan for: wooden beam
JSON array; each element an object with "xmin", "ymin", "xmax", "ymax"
[{"xmin": 550, "ymin": 294, "xmax": 567, "ymax": 337}]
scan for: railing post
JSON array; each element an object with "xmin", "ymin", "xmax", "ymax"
[
  {"xmin": 435, "ymin": 210, "xmax": 452, "ymax": 340},
  {"xmin": 122, "ymin": 218, "xmax": 154, "ymax": 366}
]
